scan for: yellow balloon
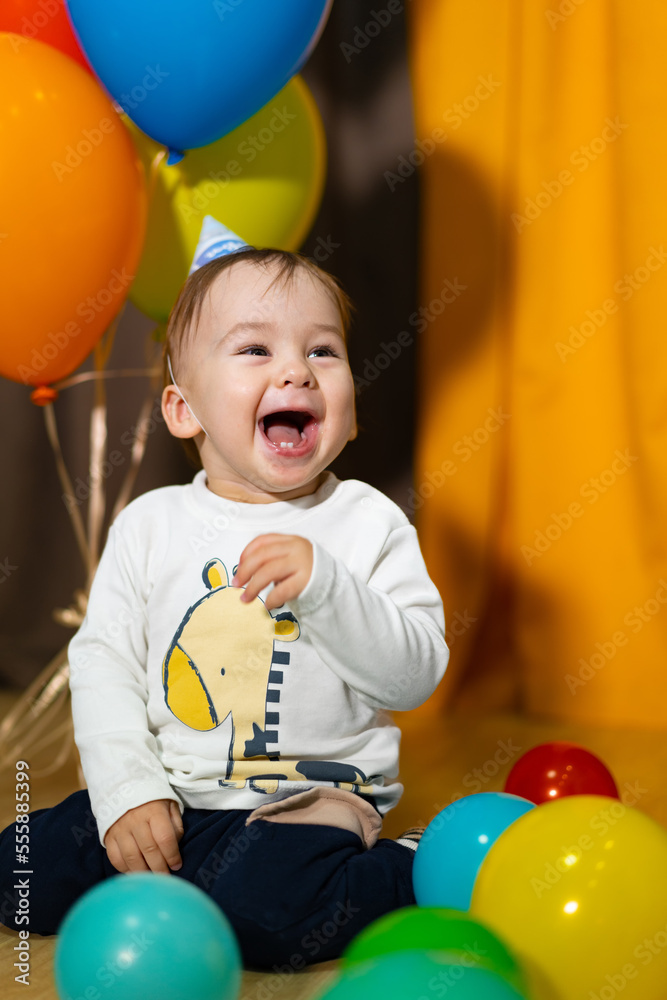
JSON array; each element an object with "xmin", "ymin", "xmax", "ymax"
[
  {"xmin": 126, "ymin": 74, "xmax": 326, "ymax": 324},
  {"xmin": 470, "ymin": 795, "xmax": 667, "ymax": 1000}
]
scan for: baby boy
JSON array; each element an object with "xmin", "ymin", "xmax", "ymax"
[{"xmin": 0, "ymin": 247, "xmax": 448, "ymax": 969}]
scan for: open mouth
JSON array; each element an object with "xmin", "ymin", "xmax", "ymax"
[{"xmin": 259, "ymin": 411, "xmax": 319, "ymax": 455}]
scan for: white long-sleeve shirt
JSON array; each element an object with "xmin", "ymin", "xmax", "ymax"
[{"xmin": 68, "ymin": 469, "xmax": 449, "ymax": 845}]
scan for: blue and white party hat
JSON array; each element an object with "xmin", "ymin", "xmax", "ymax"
[{"xmin": 189, "ymin": 215, "xmax": 250, "ymax": 275}]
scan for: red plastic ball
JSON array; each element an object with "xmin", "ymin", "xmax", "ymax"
[{"xmin": 504, "ymin": 741, "xmax": 619, "ymax": 804}]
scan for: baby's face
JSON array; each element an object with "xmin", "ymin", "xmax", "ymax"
[{"xmin": 166, "ymin": 261, "xmax": 357, "ymax": 502}]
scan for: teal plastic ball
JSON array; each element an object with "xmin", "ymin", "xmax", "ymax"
[
  {"xmin": 412, "ymin": 792, "xmax": 535, "ymax": 910},
  {"xmin": 54, "ymin": 874, "xmax": 241, "ymax": 1000}
]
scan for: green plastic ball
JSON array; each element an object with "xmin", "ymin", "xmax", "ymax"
[
  {"xmin": 341, "ymin": 906, "xmax": 529, "ymax": 994},
  {"xmin": 320, "ymin": 950, "xmax": 530, "ymax": 1000}
]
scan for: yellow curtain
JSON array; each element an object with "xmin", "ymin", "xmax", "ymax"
[{"xmin": 407, "ymin": 0, "xmax": 667, "ymax": 727}]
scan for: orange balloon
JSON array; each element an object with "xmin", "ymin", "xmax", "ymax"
[
  {"xmin": 0, "ymin": 0, "xmax": 91, "ymax": 73},
  {"xmin": 0, "ymin": 34, "xmax": 146, "ymax": 389}
]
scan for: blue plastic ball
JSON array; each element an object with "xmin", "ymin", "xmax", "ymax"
[
  {"xmin": 54, "ymin": 874, "xmax": 241, "ymax": 1000},
  {"xmin": 412, "ymin": 792, "xmax": 535, "ymax": 910}
]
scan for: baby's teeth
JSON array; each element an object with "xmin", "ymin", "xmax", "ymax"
[{"xmin": 279, "ymin": 442, "xmax": 294, "ymax": 448}]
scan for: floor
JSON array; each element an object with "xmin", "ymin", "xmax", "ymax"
[{"xmin": 1, "ymin": 688, "xmax": 666, "ymax": 999}]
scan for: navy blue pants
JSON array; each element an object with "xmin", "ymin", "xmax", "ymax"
[{"xmin": 0, "ymin": 790, "xmax": 415, "ymax": 969}]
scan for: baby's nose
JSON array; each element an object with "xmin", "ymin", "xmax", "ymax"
[{"xmin": 278, "ymin": 357, "xmax": 314, "ymax": 386}]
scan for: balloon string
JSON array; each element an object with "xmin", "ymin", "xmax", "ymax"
[
  {"xmin": 0, "ymin": 645, "xmax": 68, "ymax": 747},
  {"xmin": 87, "ymin": 341, "xmax": 108, "ymax": 584},
  {"xmin": 43, "ymin": 404, "xmax": 91, "ymax": 573},
  {"xmin": 0, "ymin": 644, "xmax": 74, "ymax": 776},
  {"xmin": 98, "ymin": 301, "xmax": 125, "ymax": 370},
  {"xmin": 111, "ymin": 342, "xmax": 163, "ymax": 522},
  {"xmin": 3, "ymin": 325, "xmax": 165, "ymax": 776},
  {"xmin": 51, "ymin": 367, "xmax": 161, "ymax": 391},
  {"xmin": 21, "ymin": 716, "xmax": 76, "ymax": 779},
  {"xmin": 148, "ymin": 147, "xmax": 167, "ymax": 203}
]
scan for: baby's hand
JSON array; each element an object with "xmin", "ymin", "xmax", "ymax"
[
  {"xmin": 104, "ymin": 799, "xmax": 184, "ymax": 875},
  {"xmin": 232, "ymin": 533, "xmax": 313, "ymax": 611}
]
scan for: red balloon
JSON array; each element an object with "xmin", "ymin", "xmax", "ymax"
[
  {"xmin": 504, "ymin": 741, "xmax": 619, "ymax": 804},
  {"xmin": 0, "ymin": 0, "xmax": 91, "ymax": 72}
]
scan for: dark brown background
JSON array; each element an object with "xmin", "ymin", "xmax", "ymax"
[{"xmin": 0, "ymin": 1, "xmax": 420, "ymax": 687}]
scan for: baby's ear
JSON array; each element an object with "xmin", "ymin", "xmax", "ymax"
[{"xmin": 161, "ymin": 384, "xmax": 201, "ymax": 440}]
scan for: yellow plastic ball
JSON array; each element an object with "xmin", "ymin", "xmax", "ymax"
[{"xmin": 470, "ymin": 795, "xmax": 667, "ymax": 1000}]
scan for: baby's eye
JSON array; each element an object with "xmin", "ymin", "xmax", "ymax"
[
  {"xmin": 309, "ymin": 345, "xmax": 339, "ymax": 357},
  {"xmin": 238, "ymin": 344, "xmax": 340, "ymax": 358},
  {"xmin": 240, "ymin": 345, "xmax": 269, "ymax": 356}
]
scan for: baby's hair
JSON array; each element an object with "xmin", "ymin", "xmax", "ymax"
[{"xmin": 163, "ymin": 247, "xmax": 355, "ymax": 468}]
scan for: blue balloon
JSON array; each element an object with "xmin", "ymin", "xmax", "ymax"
[
  {"xmin": 412, "ymin": 792, "xmax": 535, "ymax": 910},
  {"xmin": 65, "ymin": 0, "xmax": 332, "ymax": 159},
  {"xmin": 54, "ymin": 874, "xmax": 241, "ymax": 1000}
]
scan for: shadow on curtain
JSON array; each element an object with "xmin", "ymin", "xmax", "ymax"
[{"xmin": 408, "ymin": 0, "xmax": 667, "ymax": 728}]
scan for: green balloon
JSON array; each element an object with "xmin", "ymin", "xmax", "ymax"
[
  {"xmin": 320, "ymin": 951, "xmax": 529, "ymax": 1000},
  {"xmin": 341, "ymin": 907, "xmax": 529, "ymax": 995},
  {"xmin": 126, "ymin": 74, "xmax": 325, "ymax": 324}
]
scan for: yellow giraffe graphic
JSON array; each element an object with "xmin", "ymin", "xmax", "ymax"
[{"xmin": 163, "ymin": 558, "xmax": 375, "ymax": 796}]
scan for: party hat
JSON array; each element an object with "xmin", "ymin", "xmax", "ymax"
[{"xmin": 189, "ymin": 215, "xmax": 250, "ymax": 275}]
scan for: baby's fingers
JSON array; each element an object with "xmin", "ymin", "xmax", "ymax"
[
  {"xmin": 169, "ymin": 800, "xmax": 184, "ymax": 840},
  {"xmin": 147, "ymin": 814, "xmax": 183, "ymax": 873},
  {"xmin": 239, "ymin": 557, "xmax": 291, "ymax": 604},
  {"xmin": 263, "ymin": 578, "xmax": 301, "ymax": 611},
  {"xmin": 106, "ymin": 832, "xmax": 150, "ymax": 874}
]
